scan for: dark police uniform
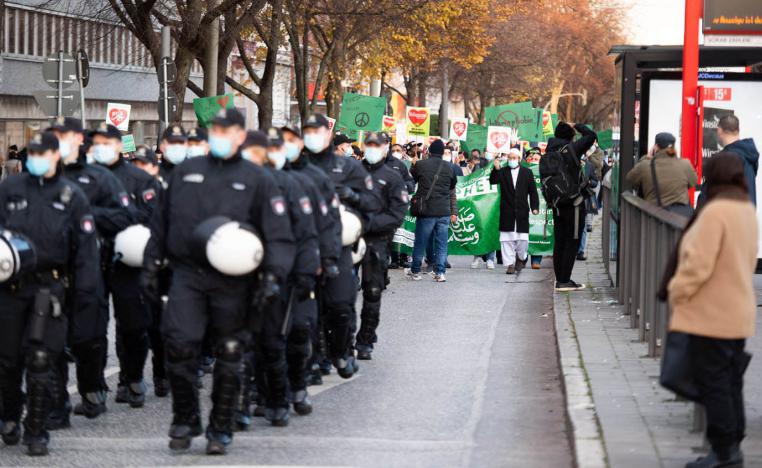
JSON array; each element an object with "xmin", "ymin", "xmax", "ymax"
[
  {"xmin": 95, "ymin": 124, "xmax": 161, "ymax": 404},
  {"xmin": 304, "ymin": 115, "xmax": 383, "ymax": 376},
  {"xmin": 357, "ymin": 154, "xmax": 409, "ymax": 358},
  {"xmin": 0, "ymin": 132, "xmax": 100, "ymax": 455},
  {"xmin": 143, "ymin": 146, "xmax": 295, "ymax": 447}
]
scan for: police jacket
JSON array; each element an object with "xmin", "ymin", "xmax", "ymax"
[
  {"xmin": 362, "ymin": 159, "xmax": 409, "ymax": 239},
  {"xmin": 385, "ymin": 153, "xmax": 416, "ymax": 193},
  {"xmin": 267, "ymin": 167, "xmax": 320, "ymax": 278},
  {"xmin": 63, "ymin": 155, "xmax": 134, "ymax": 239},
  {"xmin": 102, "ymin": 157, "xmax": 160, "ymax": 225},
  {"xmin": 159, "ymin": 161, "xmax": 175, "ymax": 189},
  {"xmin": 145, "ymin": 153, "xmax": 296, "ymax": 281},
  {"xmin": 0, "ymin": 171, "xmax": 101, "ymax": 342},
  {"xmin": 307, "ymin": 146, "xmax": 383, "ymax": 224},
  {"xmin": 286, "ymin": 166, "xmax": 340, "ymax": 264}
]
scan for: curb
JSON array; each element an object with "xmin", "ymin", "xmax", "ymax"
[{"xmin": 553, "ymin": 291, "xmax": 608, "ymax": 468}]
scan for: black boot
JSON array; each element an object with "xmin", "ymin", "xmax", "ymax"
[
  {"xmin": 168, "ymin": 415, "xmax": 203, "ymax": 451},
  {"xmin": 686, "ymin": 448, "xmax": 743, "ymax": 468},
  {"xmin": 23, "ymin": 432, "xmax": 49, "ymax": 457},
  {"xmin": 73, "ymin": 391, "xmax": 107, "ymax": 419},
  {"xmin": 355, "ymin": 345, "xmax": 373, "ymax": 361},
  {"xmin": 208, "ymin": 339, "xmax": 242, "ymax": 447},
  {"xmin": 154, "ymin": 378, "xmax": 170, "ymax": 398},
  {"xmin": 127, "ymin": 381, "xmax": 147, "ymax": 408},
  {"xmin": 205, "ymin": 429, "xmax": 231, "ymax": 455},
  {"xmin": 264, "ymin": 407, "xmax": 290, "ymax": 427},
  {"xmin": 24, "ymin": 350, "xmax": 53, "ymax": 456},
  {"xmin": 292, "ymin": 389, "xmax": 313, "ymax": 415},
  {"xmin": 115, "ymin": 384, "xmax": 129, "ymax": 403},
  {"xmin": 334, "ymin": 354, "xmax": 358, "ymax": 379},
  {"xmin": 1, "ymin": 421, "xmax": 21, "ymax": 445}
]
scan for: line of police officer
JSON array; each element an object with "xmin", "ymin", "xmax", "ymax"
[{"xmin": 0, "ymin": 109, "xmax": 409, "ymax": 456}]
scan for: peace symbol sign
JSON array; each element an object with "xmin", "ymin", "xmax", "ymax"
[{"xmin": 355, "ymin": 112, "xmax": 370, "ymax": 127}]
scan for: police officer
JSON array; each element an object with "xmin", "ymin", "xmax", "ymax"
[
  {"xmin": 239, "ymin": 129, "xmax": 320, "ymax": 426},
  {"xmin": 91, "ymin": 123, "xmax": 161, "ymax": 407},
  {"xmin": 281, "ymin": 124, "xmax": 341, "ymax": 386},
  {"xmin": 356, "ymin": 133, "xmax": 409, "ymax": 360},
  {"xmin": 142, "ymin": 109, "xmax": 295, "ymax": 454},
  {"xmin": 187, "ymin": 127, "xmax": 209, "ymax": 158},
  {"xmin": 158, "ymin": 125, "xmax": 188, "ymax": 182},
  {"xmin": 303, "ymin": 114, "xmax": 382, "ymax": 378},
  {"xmin": 0, "ymin": 131, "xmax": 100, "ymax": 455},
  {"xmin": 48, "ymin": 117, "xmax": 134, "ymax": 423}
]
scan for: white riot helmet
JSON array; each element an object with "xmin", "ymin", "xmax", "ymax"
[
  {"xmin": 114, "ymin": 224, "xmax": 151, "ymax": 267},
  {"xmin": 0, "ymin": 230, "xmax": 36, "ymax": 283},
  {"xmin": 193, "ymin": 216, "xmax": 264, "ymax": 276},
  {"xmin": 351, "ymin": 237, "xmax": 366, "ymax": 265},
  {"xmin": 339, "ymin": 204, "xmax": 362, "ymax": 247}
]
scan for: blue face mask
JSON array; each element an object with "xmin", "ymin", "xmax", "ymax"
[
  {"xmin": 285, "ymin": 142, "xmax": 301, "ymax": 162},
  {"xmin": 303, "ymin": 133, "xmax": 325, "ymax": 154},
  {"xmin": 364, "ymin": 147, "xmax": 384, "ymax": 164},
  {"xmin": 26, "ymin": 156, "xmax": 51, "ymax": 177},
  {"xmin": 187, "ymin": 145, "xmax": 207, "ymax": 158},
  {"xmin": 508, "ymin": 160, "xmax": 519, "ymax": 169},
  {"xmin": 165, "ymin": 144, "xmax": 188, "ymax": 165},
  {"xmin": 93, "ymin": 144, "xmax": 117, "ymax": 165},
  {"xmin": 268, "ymin": 151, "xmax": 287, "ymax": 170},
  {"xmin": 209, "ymin": 135, "xmax": 233, "ymax": 159}
]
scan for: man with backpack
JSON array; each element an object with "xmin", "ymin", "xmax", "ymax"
[{"xmin": 539, "ymin": 122, "xmax": 597, "ymax": 291}]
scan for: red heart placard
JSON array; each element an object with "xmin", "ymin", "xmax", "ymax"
[
  {"xmin": 489, "ymin": 130, "xmax": 509, "ymax": 150},
  {"xmin": 452, "ymin": 121, "xmax": 467, "ymax": 138},
  {"xmin": 109, "ymin": 108, "xmax": 128, "ymax": 127},
  {"xmin": 542, "ymin": 112, "xmax": 550, "ymax": 127},
  {"xmin": 217, "ymin": 95, "xmax": 230, "ymax": 108},
  {"xmin": 383, "ymin": 116, "xmax": 395, "ymax": 128},
  {"xmin": 408, "ymin": 108, "xmax": 428, "ymax": 126}
]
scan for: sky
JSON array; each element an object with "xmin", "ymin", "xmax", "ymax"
[{"xmin": 624, "ymin": 0, "xmax": 685, "ymax": 45}]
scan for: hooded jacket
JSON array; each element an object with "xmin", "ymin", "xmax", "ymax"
[{"xmin": 723, "ymin": 138, "xmax": 759, "ymax": 205}]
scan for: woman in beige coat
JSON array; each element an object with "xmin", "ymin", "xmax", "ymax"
[{"xmin": 665, "ymin": 152, "xmax": 757, "ymax": 468}]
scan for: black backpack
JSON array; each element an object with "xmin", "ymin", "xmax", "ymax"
[{"xmin": 539, "ymin": 145, "xmax": 586, "ymax": 208}]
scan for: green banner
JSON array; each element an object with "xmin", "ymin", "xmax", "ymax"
[
  {"xmin": 525, "ymin": 162, "xmax": 555, "ymax": 256},
  {"xmin": 392, "ymin": 166, "xmax": 501, "ymax": 256},
  {"xmin": 485, "ymin": 102, "xmax": 541, "ymax": 142},
  {"xmin": 337, "ymin": 92, "xmax": 386, "ymax": 132},
  {"xmin": 193, "ymin": 93, "xmax": 234, "ymax": 128},
  {"xmin": 462, "ymin": 123, "xmax": 487, "ymax": 154},
  {"xmin": 597, "ymin": 128, "xmax": 614, "ymax": 150}
]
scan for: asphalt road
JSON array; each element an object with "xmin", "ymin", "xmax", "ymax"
[{"xmin": 0, "ymin": 257, "xmax": 572, "ymax": 468}]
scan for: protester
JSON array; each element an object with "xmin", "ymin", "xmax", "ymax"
[
  {"xmin": 577, "ymin": 146, "xmax": 602, "ymax": 261},
  {"xmin": 443, "ymin": 145, "xmax": 463, "ymax": 177},
  {"xmin": 406, "ymin": 139, "xmax": 457, "ymax": 282},
  {"xmin": 716, "ymin": 114, "xmax": 759, "ymax": 205},
  {"xmin": 661, "ymin": 152, "xmax": 757, "ymax": 468},
  {"xmin": 625, "ymin": 132, "xmax": 697, "ymax": 217},
  {"xmin": 544, "ymin": 122, "xmax": 597, "ymax": 291},
  {"xmin": 489, "ymin": 148, "xmax": 539, "ymax": 274}
]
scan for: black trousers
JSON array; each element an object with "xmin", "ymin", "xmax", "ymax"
[
  {"xmin": 356, "ymin": 239, "xmax": 388, "ymax": 349},
  {"xmin": 321, "ymin": 247, "xmax": 357, "ymax": 360},
  {"xmin": 286, "ymin": 294, "xmax": 318, "ymax": 392},
  {"xmin": 0, "ymin": 280, "xmax": 68, "ymax": 438},
  {"xmin": 692, "ymin": 336, "xmax": 748, "ymax": 457},
  {"xmin": 552, "ymin": 204, "xmax": 585, "ymax": 283},
  {"xmin": 252, "ymin": 287, "xmax": 290, "ymax": 410},
  {"xmin": 108, "ymin": 263, "xmax": 151, "ymax": 384}
]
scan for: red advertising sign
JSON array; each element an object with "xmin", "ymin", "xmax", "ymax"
[{"xmin": 703, "ymin": 87, "xmax": 733, "ymax": 101}]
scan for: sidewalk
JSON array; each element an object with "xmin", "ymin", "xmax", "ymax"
[{"xmin": 555, "ymin": 223, "xmax": 762, "ymax": 468}]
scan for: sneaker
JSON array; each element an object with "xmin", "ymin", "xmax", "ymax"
[
  {"xmin": 569, "ymin": 280, "xmax": 586, "ymax": 290},
  {"xmin": 486, "ymin": 260, "xmax": 495, "ymax": 270},
  {"xmin": 470, "ymin": 258, "xmax": 481, "ymax": 269},
  {"xmin": 515, "ymin": 256, "xmax": 526, "ymax": 272},
  {"xmin": 555, "ymin": 281, "xmax": 586, "ymax": 292},
  {"xmin": 576, "ymin": 253, "xmax": 587, "ymax": 261},
  {"xmin": 433, "ymin": 274, "xmax": 447, "ymax": 283},
  {"xmin": 505, "ymin": 265, "xmax": 515, "ymax": 275},
  {"xmin": 531, "ymin": 263, "xmax": 541, "ymax": 270},
  {"xmin": 404, "ymin": 268, "xmax": 422, "ymax": 281}
]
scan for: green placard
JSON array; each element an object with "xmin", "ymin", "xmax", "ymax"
[
  {"xmin": 193, "ymin": 93, "xmax": 235, "ymax": 128},
  {"xmin": 597, "ymin": 129, "xmax": 614, "ymax": 150},
  {"xmin": 485, "ymin": 102, "xmax": 540, "ymax": 142},
  {"xmin": 525, "ymin": 162, "xmax": 555, "ymax": 256},
  {"xmin": 462, "ymin": 123, "xmax": 487, "ymax": 154},
  {"xmin": 337, "ymin": 92, "xmax": 386, "ymax": 132},
  {"xmin": 121, "ymin": 134, "xmax": 136, "ymax": 153}
]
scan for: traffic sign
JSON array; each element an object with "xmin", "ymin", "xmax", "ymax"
[
  {"xmin": 32, "ymin": 90, "xmax": 79, "ymax": 117},
  {"xmin": 76, "ymin": 50, "xmax": 90, "ymax": 88},
  {"xmin": 158, "ymin": 92, "xmax": 178, "ymax": 123},
  {"xmin": 158, "ymin": 58, "xmax": 177, "ymax": 85},
  {"xmin": 42, "ymin": 52, "xmax": 77, "ymax": 89}
]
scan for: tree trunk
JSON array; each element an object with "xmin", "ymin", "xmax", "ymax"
[{"xmin": 171, "ymin": 47, "xmax": 196, "ymax": 123}]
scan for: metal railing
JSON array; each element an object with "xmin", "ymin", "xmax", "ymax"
[{"xmin": 618, "ymin": 192, "xmax": 688, "ymax": 357}]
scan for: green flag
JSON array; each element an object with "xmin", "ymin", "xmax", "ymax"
[
  {"xmin": 392, "ymin": 166, "xmax": 501, "ymax": 256},
  {"xmin": 337, "ymin": 93, "xmax": 386, "ymax": 132},
  {"xmin": 525, "ymin": 162, "xmax": 555, "ymax": 256},
  {"xmin": 193, "ymin": 94, "xmax": 234, "ymax": 128},
  {"xmin": 485, "ymin": 102, "xmax": 540, "ymax": 142},
  {"xmin": 462, "ymin": 123, "xmax": 487, "ymax": 154},
  {"xmin": 597, "ymin": 128, "xmax": 614, "ymax": 150}
]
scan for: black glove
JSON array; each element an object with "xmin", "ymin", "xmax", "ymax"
[
  {"xmin": 140, "ymin": 266, "xmax": 160, "ymax": 305},
  {"xmin": 574, "ymin": 123, "xmax": 588, "ymax": 133},
  {"xmin": 253, "ymin": 271, "xmax": 281, "ymax": 308},
  {"xmin": 322, "ymin": 258, "xmax": 340, "ymax": 279},
  {"xmin": 293, "ymin": 274, "xmax": 316, "ymax": 301},
  {"xmin": 336, "ymin": 185, "xmax": 361, "ymax": 207}
]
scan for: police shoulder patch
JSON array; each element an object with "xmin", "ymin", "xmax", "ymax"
[
  {"xmin": 80, "ymin": 214, "xmax": 95, "ymax": 234},
  {"xmin": 401, "ymin": 190, "xmax": 409, "ymax": 203},
  {"xmin": 142, "ymin": 188, "xmax": 156, "ymax": 203},
  {"xmin": 270, "ymin": 196, "xmax": 287, "ymax": 216},
  {"xmin": 364, "ymin": 175, "xmax": 374, "ymax": 191},
  {"xmin": 331, "ymin": 194, "xmax": 340, "ymax": 208},
  {"xmin": 119, "ymin": 192, "xmax": 130, "ymax": 207},
  {"xmin": 299, "ymin": 196, "xmax": 313, "ymax": 215},
  {"xmin": 319, "ymin": 200, "xmax": 328, "ymax": 216}
]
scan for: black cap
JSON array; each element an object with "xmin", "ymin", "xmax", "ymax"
[
  {"xmin": 130, "ymin": 146, "xmax": 158, "ymax": 165},
  {"xmin": 428, "ymin": 139, "xmax": 445, "ymax": 156},
  {"xmin": 302, "ymin": 113, "xmax": 330, "ymax": 130},
  {"xmin": 280, "ymin": 124, "xmax": 301, "ymax": 138},
  {"xmin": 554, "ymin": 122, "xmax": 575, "ymax": 140},
  {"xmin": 655, "ymin": 132, "xmax": 676, "ymax": 149},
  {"xmin": 333, "ymin": 134, "xmax": 355, "ymax": 146},
  {"xmin": 162, "ymin": 125, "xmax": 187, "ymax": 143},
  {"xmin": 364, "ymin": 132, "xmax": 384, "ymax": 145},
  {"xmin": 266, "ymin": 127, "xmax": 284, "ymax": 147},
  {"xmin": 48, "ymin": 116, "xmax": 83, "ymax": 134},
  {"xmin": 242, "ymin": 130, "xmax": 268, "ymax": 149},
  {"xmin": 28, "ymin": 131, "xmax": 60, "ymax": 153},
  {"xmin": 92, "ymin": 122, "xmax": 122, "ymax": 140},
  {"xmin": 211, "ymin": 108, "xmax": 245, "ymax": 128},
  {"xmin": 187, "ymin": 127, "xmax": 208, "ymax": 142}
]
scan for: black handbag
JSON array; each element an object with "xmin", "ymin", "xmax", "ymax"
[
  {"xmin": 411, "ymin": 159, "xmax": 445, "ymax": 217},
  {"xmin": 659, "ymin": 332, "xmax": 700, "ymax": 401}
]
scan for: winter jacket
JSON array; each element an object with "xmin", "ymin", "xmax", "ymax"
[
  {"xmin": 723, "ymin": 139, "xmax": 759, "ymax": 205},
  {"xmin": 625, "ymin": 150, "xmax": 697, "ymax": 207},
  {"xmin": 410, "ymin": 155, "xmax": 457, "ymax": 218},
  {"xmin": 489, "ymin": 165, "xmax": 539, "ymax": 233}
]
